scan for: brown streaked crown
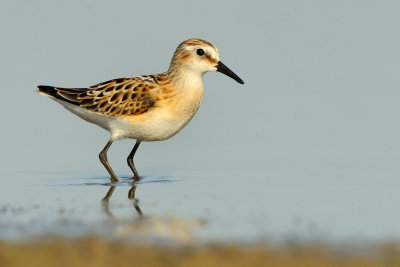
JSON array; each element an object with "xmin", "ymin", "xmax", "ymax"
[{"xmin": 169, "ymin": 38, "xmax": 218, "ymax": 67}]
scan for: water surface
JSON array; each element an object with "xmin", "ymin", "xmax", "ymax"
[{"xmin": 1, "ymin": 166, "xmax": 399, "ymax": 244}]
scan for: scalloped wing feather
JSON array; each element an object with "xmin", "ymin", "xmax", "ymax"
[{"xmin": 40, "ymin": 76, "xmax": 161, "ymax": 116}]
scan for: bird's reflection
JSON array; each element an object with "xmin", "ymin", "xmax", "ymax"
[
  {"xmin": 102, "ymin": 178, "xmax": 143, "ymax": 218},
  {"xmin": 99, "ymin": 177, "xmax": 204, "ymax": 244}
]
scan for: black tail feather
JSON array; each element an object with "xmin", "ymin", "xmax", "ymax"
[
  {"xmin": 38, "ymin": 85, "xmax": 58, "ymax": 97},
  {"xmin": 37, "ymin": 85, "xmax": 83, "ymax": 105}
]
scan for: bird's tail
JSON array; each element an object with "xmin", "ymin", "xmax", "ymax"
[
  {"xmin": 37, "ymin": 85, "xmax": 88, "ymax": 105},
  {"xmin": 37, "ymin": 85, "xmax": 58, "ymax": 98}
]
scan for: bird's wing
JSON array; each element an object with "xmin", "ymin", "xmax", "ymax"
[{"xmin": 38, "ymin": 76, "xmax": 161, "ymax": 116}]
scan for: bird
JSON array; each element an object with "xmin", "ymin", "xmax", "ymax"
[{"xmin": 37, "ymin": 38, "xmax": 244, "ymax": 182}]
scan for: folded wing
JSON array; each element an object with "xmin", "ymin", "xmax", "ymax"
[{"xmin": 38, "ymin": 76, "xmax": 158, "ymax": 116}]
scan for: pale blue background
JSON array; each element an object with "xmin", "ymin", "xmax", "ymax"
[{"xmin": 1, "ymin": 0, "xmax": 399, "ymax": 242}]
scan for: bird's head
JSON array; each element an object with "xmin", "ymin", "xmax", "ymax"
[{"xmin": 169, "ymin": 38, "xmax": 244, "ymax": 84}]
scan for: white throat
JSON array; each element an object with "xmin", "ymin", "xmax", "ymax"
[{"xmin": 168, "ymin": 67, "xmax": 205, "ymax": 91}]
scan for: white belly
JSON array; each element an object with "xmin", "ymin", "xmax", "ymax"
[{"xmin": 110, "ymin": 109, "xmax": 197, "ymax": 141}]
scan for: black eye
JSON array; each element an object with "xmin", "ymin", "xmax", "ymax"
[{"xmin": 196, "ymin": 49, "xmax": 204, "ymax": 56}]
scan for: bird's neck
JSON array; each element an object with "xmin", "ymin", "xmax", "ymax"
[{"xmin": 166, "ymin": 65, "xmax": 205, "ymax": 91}]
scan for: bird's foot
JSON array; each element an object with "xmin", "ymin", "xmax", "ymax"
[
  {"xmin": 131, "ymin": 175, "xmax": 141, "ymax": 182},
  {"xmin": 110, "ymin": 176, "xmax": 119, "ymax": 183}
]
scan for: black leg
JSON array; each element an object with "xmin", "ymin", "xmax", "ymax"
[
  {"xmin": 127, "ymin": 140, "xmax": 141, "ymax": 179},
  {"xmin": 99, "ymin": 140, "xmax": 119, "ymax": 182}
]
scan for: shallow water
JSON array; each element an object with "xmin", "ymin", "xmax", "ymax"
[{"xmin": 1, "ymin": 166, "xmax": 399, "ymax": 244}]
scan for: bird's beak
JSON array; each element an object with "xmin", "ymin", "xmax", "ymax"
[{"xmin": 216, "ymin": 61, "xmax": 244, "ymax": 84}]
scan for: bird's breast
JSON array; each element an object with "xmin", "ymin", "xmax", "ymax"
[
  {"xmin": 119, "ymin": 86, "xmax": 204, "ymax": 141},
  {"xmin": 165, "ymin": 87, "xmax": 203, "ymax": 120},
  {"xmin": 161, "ymin": 86, "xmax": 204, "ymax": 132}
]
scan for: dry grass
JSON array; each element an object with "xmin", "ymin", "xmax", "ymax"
[{"xmin": 0, "ymin": 238, "xmax": 399, "ymax": 267}]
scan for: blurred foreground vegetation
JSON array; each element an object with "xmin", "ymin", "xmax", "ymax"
[{"xmin": 0, "ymin": 238, "xmax": 399, "ymax": 267}]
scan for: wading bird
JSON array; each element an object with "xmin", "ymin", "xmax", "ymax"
[{"xmin": 38, "ymin": 38, "xmax": 244, "ymax": 182}]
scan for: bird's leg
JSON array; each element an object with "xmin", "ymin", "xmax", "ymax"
[
  {"xmin": 103, "ymin": 186, "xmax": 116, "ymax": 201},
  {"xmin": 128, "ymin": 184, "xmax": 143, "ymax": 217},
  {"xmin": 99, "ymin": 140, "xmax": 119, "ymax": 182},
  {"xmin": 102, "ymin": 186, "xmax": 116, "ymax": 217},
  {"xmin": 127, "ymin": 140, "xmax": 141, "ymax": 179},
  {"xmin": 128, "ymin": 185, "xmax": 137, "ymax": 199}
]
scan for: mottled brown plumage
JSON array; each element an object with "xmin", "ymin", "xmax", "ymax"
[{"xmin": 45, "ymin": 75, "xmax": 166, "ymax": 116}]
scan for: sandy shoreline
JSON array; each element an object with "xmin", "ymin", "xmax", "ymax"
[{"xmin": 1, "ymin": 237, "xmax": 399, "ymax": 267}]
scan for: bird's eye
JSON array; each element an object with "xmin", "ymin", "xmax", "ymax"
[{"xmin": 196, "ymin": 49, "xmax": 204, "ymax": 56}]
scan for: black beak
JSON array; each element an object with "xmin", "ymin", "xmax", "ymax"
[{"xmin": 216, "ymin": 61, "xmax": 244, "ymax": 84}]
